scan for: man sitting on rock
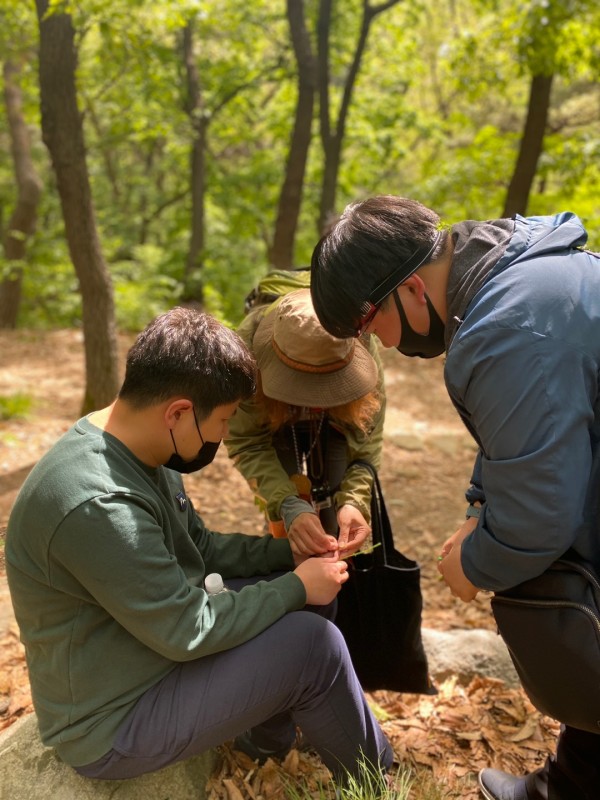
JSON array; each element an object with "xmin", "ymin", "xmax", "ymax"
[{"xmin": 5, "ymin": 307, "xmax": 392, "ymax": 784}]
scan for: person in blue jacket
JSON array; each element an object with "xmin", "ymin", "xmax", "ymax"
[{"xmin": 310, "ymin": 195, "xmax": 600, "ymax": 800}]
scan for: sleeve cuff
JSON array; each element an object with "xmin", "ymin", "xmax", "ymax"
[{"xmin": 280, "ymin": 495, "xmax": 317, "ymax": 531}]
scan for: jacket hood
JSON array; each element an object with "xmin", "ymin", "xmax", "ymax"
[
  {"xmin": 497, "ymin": 212, "xmax": 588, "ymax": 274},
  {"xmin": 445, "ymin": 212, "xmax": 591, "ymax": 350}
]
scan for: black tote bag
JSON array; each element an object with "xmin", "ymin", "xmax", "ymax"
[{"xmin": 334, "ymin": 461, "xmax": 434, "ymax": 694}]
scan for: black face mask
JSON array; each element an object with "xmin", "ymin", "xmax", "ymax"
[
  {"xmin": 393, "ymin": 290, "xmax": 446, "ymax": 359},
  {"xmin": 164, "ymin": 413, "xmax": 221, "ymax": 474}
]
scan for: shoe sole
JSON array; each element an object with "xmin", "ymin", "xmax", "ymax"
[{"xmin": 478, "ymin": 769, "xmax": 496, "ymax": 800}]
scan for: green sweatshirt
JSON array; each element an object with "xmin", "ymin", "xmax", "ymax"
[
  {"xmin": 5, "ymin": 417, "xmax": 305, "ymax": 767},
  {"xmin": 225, "ymin": 303, "xmax": 386, "ymax": 524}
]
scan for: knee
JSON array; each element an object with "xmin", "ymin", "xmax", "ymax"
[{"xmin": 287, "ymin": 612, "xmax": 350, "ymax": 677}]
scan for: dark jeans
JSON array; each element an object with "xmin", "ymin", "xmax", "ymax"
[
  {"xmin": 75, "ymin": 575, "xmax": 392, "ymax": 783},
  {"xmin": 526, "ymin": 725, "xmax": 600, "ymax": 800}
]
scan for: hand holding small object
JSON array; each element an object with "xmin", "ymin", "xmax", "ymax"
[
  {"xmin": 337, "ymin": 504, "xmax": 371, "ymax": 556},
  {"xmin": 294, "ymin": 555, "xmax": 349, "ymax": 605},
  {"xmin": 288, "ymin": 512, "xmax": 338, "ymax": 556}
]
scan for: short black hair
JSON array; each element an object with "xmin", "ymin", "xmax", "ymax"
[
  {"xmin": 311, "ymin": 195, "xmax": 444, "ymax": 337},
  {"xmin": 119, "ymin": 307, "xmax": 256, "ymax": 419}
]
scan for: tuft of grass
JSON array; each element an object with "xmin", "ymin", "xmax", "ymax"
[
  {"xmin": 284, "ymin": 755, "xmax": 413, "ymax": 800},
  {"xmin": 0, "ymin": 393, "xmax": 32, "ymax": 421}
]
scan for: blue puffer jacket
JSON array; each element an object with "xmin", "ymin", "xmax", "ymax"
[{"xmin": 445, "ymin": 212, "xmax": 600, "ymax": 591}]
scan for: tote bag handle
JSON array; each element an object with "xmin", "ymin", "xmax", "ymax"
[{"xmin": 349, "ymin": 460, "xmax": 395, "ymax": 564}]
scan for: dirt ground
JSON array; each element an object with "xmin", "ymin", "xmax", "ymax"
[{"xmin": 0, "ymin": 329, "xmax": 559, "ymax": 799}]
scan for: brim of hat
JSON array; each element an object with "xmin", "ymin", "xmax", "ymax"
[{"xmin": 253, "ymin": 307, "xmax": 378, "ymax": 407}]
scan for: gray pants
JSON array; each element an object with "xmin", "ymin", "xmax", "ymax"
[{"xmin": 75, "ymin": 575, "xmax": 392, "ymax": 783}]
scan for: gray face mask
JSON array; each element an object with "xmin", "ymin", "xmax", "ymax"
[{"xmin": 393, "ymin": 290, "xmax": 446, "ymax": 359}]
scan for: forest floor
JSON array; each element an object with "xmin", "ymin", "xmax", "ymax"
[{"xmin": 0, "ymin": 329, "xmax": 560, "ymax": 799}]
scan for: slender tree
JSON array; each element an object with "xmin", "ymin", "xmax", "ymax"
[
  {"xmin": 317, "ymin": 0, "xmax": 402, "ymax": 235},
  {"xmin": 181, "ymin": 18, "xmax": 206, "ymax": 305},
  {"xmin": 0, "ymin": 59, "xmax": 42, "ymax": 328},
  {"xmin": 501, "ymin": 0, "xmax": 597, "ymax": 216},
  {"xmin": 35, "ymin": 0, "xmax": 119, "ymax": 412},
  {"xmin": 269, "ymin": 0, "xmax": 317, "ymax": 269},
  {"xmin": 503, "ymin": 73, "xmax": 554, "ymax": 217}
]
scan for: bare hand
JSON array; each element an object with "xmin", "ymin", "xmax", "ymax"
[
  {"xmin": 439, "ymin": 517, "xmax": 477, "ymax": 560},
  {"xmin": 437, "ymin": 519, "xmax": 479, "ymax": 602},
  {"xmin": 288, "ymin": 512, "xmax": 338, "ymax": 557},
  {"xmin": 294, "ymin": 555, "xmax": 349, "ymax": 605},
  {"xmin": 337, "ymin": 504, "xmax": 370, "ymax": 556}
]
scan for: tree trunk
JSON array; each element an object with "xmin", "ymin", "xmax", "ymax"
[
  {"xmin": 268, "ymin": 0, "xmax": 317, "ymax": 270},
  {"xmin": 182, "ymin": 20, "xmax": 206, "ymax": 306},
  {"xmin": 0, "ymin": 60, "xmax": 42, "ymax": 329},
  {"xmin": 317, "ymin": 0, "xmax": 402, "ymax": 236},
  {"xmin": 502, "ymin": 73, "xmax": 554, "ymax": 218},
  {"xmin": 35, "ymin": 0, "xmax": 119, "ymax": 413}
]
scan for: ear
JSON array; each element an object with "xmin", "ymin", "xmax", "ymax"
[
  {"xmin": 164, "ymin": 398, "xmax": 194, "ymax": 429},
  {"xmin": 399, "ymin": 274, "xmax": 427, "ymax": 305}
]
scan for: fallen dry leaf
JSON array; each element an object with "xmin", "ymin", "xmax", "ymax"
[{"xmin": 223, "ymin": 778, "xmax": 246, "ymax": 800}]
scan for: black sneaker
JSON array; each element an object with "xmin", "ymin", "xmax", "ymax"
[{"xmin": 233, "ymin": 731, "xmax": 291, "ymax": 765}]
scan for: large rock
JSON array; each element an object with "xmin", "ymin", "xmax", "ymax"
[
  {"xmin": 422, "ymin": 627, "xmax": 520, "ymax": 687},
  {"xmin": 0, "ymin": 713, "xmax": 217, "ymax": 800}
]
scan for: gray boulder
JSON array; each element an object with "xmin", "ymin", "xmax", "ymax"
[
  {"xmin": 422, "ymin": 627, "xmax": 520, "ymax": 687},
  {"xmin": 0, "ymin": 713, "xmax": 216, "ymax": 800}
]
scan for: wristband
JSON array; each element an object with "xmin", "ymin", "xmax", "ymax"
[{"xmin": 465, "ymin": 503, "xmax": 481, "ymax": 520}]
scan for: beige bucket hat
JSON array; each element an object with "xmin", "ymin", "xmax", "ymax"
[{"xmin": 253, "ymin": 288, "xmax": 378, "ymax": 407}]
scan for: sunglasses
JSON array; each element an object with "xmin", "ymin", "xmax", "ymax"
[{"xmin": 353, "ymin": 231, "xmax": 442, "ymax": 338}]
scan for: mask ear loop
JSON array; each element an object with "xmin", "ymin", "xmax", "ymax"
[
  {"xmin": 191, "ymin": 407, "xmax": 205, "ymax": 447},
  {"xmin": 393, "ymin": 290, "xmax": 410, "ymax": 349},
  {"xmin": 170, "ymin": 405, "xmax": 201, "ymax": 456}
]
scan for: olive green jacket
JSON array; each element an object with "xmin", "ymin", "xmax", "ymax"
[{"xmin": 225, "ymin": 301, "xmax": 386, "ymax": 524}]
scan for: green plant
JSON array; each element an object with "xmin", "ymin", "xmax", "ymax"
[
  {"xmin": 0, "ymin": 393, "xmax": 32, "ymax": 420},
  {"xmin": 284, "ymin": 755, "xmax": 413, "ymax": 800}
]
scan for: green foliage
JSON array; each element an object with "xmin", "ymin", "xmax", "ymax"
[
  {"xmin": 0, "ymin": 0, "xmax": 37, "ymax": 61},
  {"xmin": 514, "ymin": 0, "xmax": 598, "ymax": 76},
  {"xmin": 420, "ymin": 123, "xmax": 518, "ymax": 220},
  {"xmin": 16, "ymin": 200, "xmax": 80, "ymax": 328},
  {"xmin": 20, "ymin": 246, "xmax": 80, "ymax": 329},
  {"xmin": 0, "ymin": 393, "xmax": 32, "ymax": 420},
  {"xmin": 2, "ymin": 0, "xmax": 599, "ymax": 331},
  {"xmin": 111, "ymin": 245, "xmax": 183, "ymax": 331}
]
